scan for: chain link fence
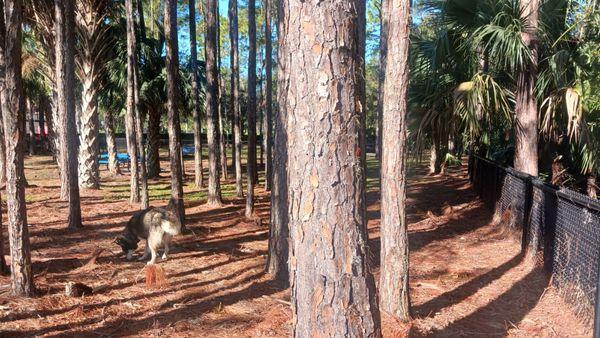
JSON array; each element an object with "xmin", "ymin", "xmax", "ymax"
[{"xmin": 469, "ymin": 155, "xmax": 600, "ymax": 330}]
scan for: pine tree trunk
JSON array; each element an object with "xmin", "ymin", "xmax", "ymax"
[
  {"xmin": 205, "ymin": 0, "xmax": 223, "ymax": 206},
  {"xmin": 56, "ymin": 0, "xmax": 82, "ymax": 229},
  {"xmin": 376, "ymin": 0, "xmax": 389, "ymax": 162},
  {"xmin": 2, "ymin": 0, "xmax": 36, "ymax": 295},
  {"xmin": 103, "ymin": 110, "xmax": 120, "ymax": 175},
  {"xmin": 380, "ymin": 0, "xmax": 411, "ymax": 321},
  {"xmin": 266, "ymin": 0, "xmax": 288, "ymax": 282},
  {"xmin": 26, "ymin": 100, "xmax": 35, "ymax": 155},
  {"xmin": 245, "ymin": 0, "xmax": 257, "ymax": 218},
  {"xmin": 146, "ymin": 107, "xmax": 161, "ymax": 178},
  {"xmin": 164, "ymin": 0, "xmax": 186, "ymax": 224},
  {"xmin": 228, "ymin": 0, "xmax": 243, "ymax": 198},
  {"xmin": 0, "ymin": 8, "xmax": 6, "ymax": 184},
  {"xmin": 216, "ymin": 4, "xmax": 228, "ymax": 181},
  {"xmin": 127, "ymin": 0, "xmax": 149, "ymax": 209},
  {"xmin": 514, "ymin": 0, "xmax": 539, "ymax": 177},
  {"xmin": 283, "ymin": 0, "xmax": 382, "ymax": 335},
  {"xmin": 189, "ymin": 0, "xmax": 204, "ymax": 188},
  {"xmin": 124, "ymin": 0, "xmax": 140, "ymax": 204},
  {"xmin": 0, "ymin": 191, "xmax": 7, "ymax": 273},
  {"xmin": 263, "ymin": 0, "xmax": 272, "ymax": 191}
]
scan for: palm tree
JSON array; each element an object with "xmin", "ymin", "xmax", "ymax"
[
  {"xmin": 164, "ymin": 0, "xmax": 185, "ymax": 223},
  {"xmin": 55, "ymin": 0, "xmax": 82, "ymax": 229},
  {"xmin": 1, "ymin": 0, "xmax": 36, "ymax": 295},
  {"xmin": 75, "ymin": 0, "xmax": 112, "ymax": 189}
]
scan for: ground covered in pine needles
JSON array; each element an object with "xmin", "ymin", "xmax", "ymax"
[{"xmin": 0, "ymin": 153, "xmax": 592, "ymax": 337}]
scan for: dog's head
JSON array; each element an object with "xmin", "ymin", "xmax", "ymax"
[
  {"xmin": 114, "ymin": 233, "xmax": 138, "ymax": 259},
  {"xmin": 158, "ymin": 198, "xmax": 182, "ymax": 236}
]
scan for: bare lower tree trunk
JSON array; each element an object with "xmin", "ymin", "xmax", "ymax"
[
  {"xmin": 229, "ymin": 0, "xmax": 243, "ymax": 198},
  {"xmin": 429, "ymin": 143, "xmax": 437, "ymax": 174},
  {"xmin": 126, "ymin": 0, "xmax": 148, "ymax": 209},
  {"xmin": 266, "ymin": 0, "xmax": 288, "ymax": 282},
  {"xmin": 2, "ymin": 0, "xmax": 36, "ymax": 295},
  {"xmin": 103, "ymin": 110, "xmax": 120, "ymax": 175},
  {"xmin": 189, "ymin": 0, "xmax": 203, "ymax": 188},
  {"xmin": 380, "ymin": 0, "xmax": 411, "ymax": 321},
  {"xmin": 216, "ymin": 5, "xmax": 227, "ymax": 181},
  {"xmin": 245, "ymin": 0, "xmax": 257, "ymax": 218},
  {"xmin": 164, "ymin": 0, "xmax": 186, "ymax": 224},
  {"xmin": 0, "ymin": 191, "xmax": 7, "ymax": 274},
  {"xmin": 263, "ymin": 0, "xmax": 272, "ymax": 191},
  {"xmin": 205, "ymin": 0, "xmax": 223, "ymax": 206},
  {"xmin": 146, "ymin": 108, "xmax": 161, "ymax": 178},
  {"xmin": 56, "ymin": 0, "xmax": 82, "ymax": 229},
  {"xmin": 376, "ymin": 0, "xmax": 388, "ymax": 162},
  {"xmin": 0, "ymin": 13, "xmax": 6, "ymax": 184},
  {"xmin": 283, "ymin": 0, "xmax": 381, "ymax": 335},
  {"xmin": 514, "ymin": 0, "xmax": 539, "ymax": 177},
  {"xmin": 27, "ymin": 100, "xmax": 35, "ymax": 155},
  {"xmin": 124, "ymin": 0, "xmax": 140, "ymax": 204}
]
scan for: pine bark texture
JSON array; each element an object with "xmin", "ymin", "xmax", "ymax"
[
  {"xmin": 376, "ymin": 0, "xmax": 388, "ymax": 161},
  {"xmin": 379, "ymin": 0, "xmax": 411, "ymax": 321},
  {"xmin": 245, "ymin": 0, "xmax": 257, "ymax": 218},
  {"xmin": 146, "ymin": 107, "xmax": 161, "ymax": 178},
  {"xmin": 0, "ymin": 2, "xmax": 6, "ymax": 184},
  {"xmin": 55, "ymin": 0, "xmax": 82, "ymax": 229},
  {"xmin": 189, "ymin": 0, "xmax": 204, "ymax": 188},
  {"xmin": 2, "ymin": 0, "xmax": 36, "ymax": 295},
  {"xmin": 205, "ymin": 0, "xmax": 223, "ymax": 206},
  {"xmin": 228, "ymin": 0, "xmax": 243, "ymax": 197},
  {"xmin": 266, "ymin": 0, "xmax": 288, "ymax": 283},
  {"xmin": 263, "ymin": 0, "xmax": 272, "ymax": 191},
  {"xmin": 514, "ymin": 0, "xmax": 539, "ymax": 177},
  {"xmin": 164, "ymin": 0, "xmax": 186, "ymax": 223},
  {"xmin": 282, "ymin": 1, "xmax": 382, "ymax": 336}
]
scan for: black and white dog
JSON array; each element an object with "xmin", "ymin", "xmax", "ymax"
[{"xmin": 115, "ymin": 199, "xmax": 182, "ymax": 265}]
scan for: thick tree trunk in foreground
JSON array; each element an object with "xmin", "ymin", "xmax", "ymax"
[
  {"xmin": 263, "ymin": 0, "xmax": 272, "ymax": 191},
  {"xmin": 146, "ymin": 108, "xmax": 161, "ymax": 178},
  {"xmin": 229, "ymin": 0, "xmax": 243, "ymax": 197},
  {"xmin": 379, "ymin": 0, "xmax": 411, "ymax": 321},
  {"xmin": 514, "ymin": 0, "xmax": 539, "ymax": 177},
  {"xmin": 245, "ymin": 0, "xmax": 257, "ymax": 218},
  {"xmin": 56, "ymin": 0, "xmax": 82, "ymax": 229},
  {"xmin": 189, "ymin": 0, "xmax": 204, "ymax": 188},
  {"xmin": 266, "ymin": 0, "xmax": 288, "ymax": 283},
  {"xmin": 283, "ymin": 1, "xmax": 381, "ymax": 335},
  {"xmin": 0, "ymin": 192, "xmax": 7, "ymax": 274},
  {"xmin": 2, "ymin": 0, "xmax": 36, "ymax": 295},
  {"xmin": 205, "ymin": 0, "xmax": 223, "ymax": 206},
  {"xmin": 164, "ymin": 0, "xmax": 186, "ymax": 224},
  {"xmin": 0, "ymin": 4, "xmax": 6, "ymax": 185},
  {"xmin": 103, "ymin": 110, "xmax": 120, "ymax": 175}
]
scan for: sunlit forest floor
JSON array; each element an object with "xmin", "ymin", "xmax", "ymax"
[{"xmin": 0, "ymin": 149, "xmax": 591, "ymax": 337}]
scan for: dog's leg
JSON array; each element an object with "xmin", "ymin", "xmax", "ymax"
[
  {"xmin": 138, "ymin": 240, "xmax": 150, "ymax": 261},
  {"xmin": 147, "ymin": 234, "xmax": 160, "ymax": 265},
  {"xmin": 162, "ymin": 235, "xmax": 172, "ymax": 260}
]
